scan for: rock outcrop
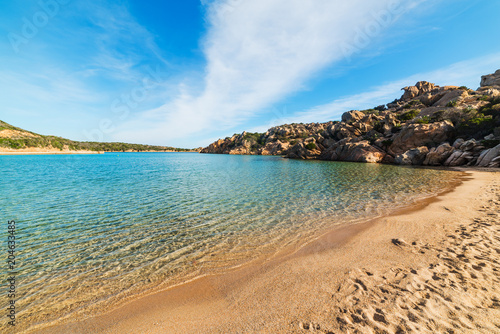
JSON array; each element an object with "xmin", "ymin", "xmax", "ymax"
[
  {"xmin": 341, "ymin": 110, "xmax": 365, "ymax": 124},
  {"xmin": 201, "ymin": 70, "xmax": 500, "ymax": 169},
  {"xmin": 480, "ymin": 69, "xmax": 500, "ymax": 88},
  {"xmin": 395, "ymin": 147, "xmax": 429, "ymax": 165},
  {"xmin": 423, "ymin": 143, "xmax": 454, "ymax": 166},
  {"xmin": 320, "ymin": 139, "xmax": 385, "ymax": 163},
  {"xmin": 388, "ymin": 121, "xmax": 454, "ymax": 156},
  {"xmin": 476, "ymin": 143, "xmax": 500, "ymax": 167},
  {"xmin": 401, "ymin": 81, "xmax": 435, "ymax": 101}
]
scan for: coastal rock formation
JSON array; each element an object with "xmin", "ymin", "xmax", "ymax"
[
  {"xmin": 320, "ymin": 139, "xmax": 385, "ymax": 163},
  {"xmin": 423, "ymin": 143, "xmax": 454, "ymax": 166},
  {"xmin": 341, "ymin": 110, "xmax": 365, "ymax": 124},
  {"xmin": 401, "ymin": 81, "xmax": 435, "ymax": 100},
  {"xmin": 480, "ymin": 69, "xmax": 500, "ymax": 88},
  {"xmin": 444, "ymin": 150, "xmax": 474, "ymax": 167},
  {"xmin": 388, "ymin": 121, "xmax": 454, "ymax": 156},
  {"xmin": 260, "ymin": 140, "xmax": 290, "ymax": 155},
  {"xmin": 395, "ymin": 146, "xmax": 429, "ymax": 165},
  {"xmin": 285, "ymin": 141, "xmax": 321, "ymax": 159},
  {"xmin": 432, "ymin": 89, "xmax": 469, "ymax": 107},
  {"xmin": 476, "ymin": 143, "xmax": 500, "ymax": 167},
  {"xmin": 201, "ymin": 70, "xmax": 500, "ymax": 168}
]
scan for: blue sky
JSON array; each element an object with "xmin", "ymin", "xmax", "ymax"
[{"xmin": 1, "ymin": 0, "xmax": 499, "ymax": 148}]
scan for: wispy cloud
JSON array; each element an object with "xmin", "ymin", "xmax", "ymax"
[
  {"xmin": 280, "ymin": 52, "xmax": 500, "ymax": 126},
  {"xmin": 114, "ymin": 0, "xmax": 425, "ymax": 145},
  {"xmin": 0, "ymin": 1, "xmax": 168, "ymax": 137}
]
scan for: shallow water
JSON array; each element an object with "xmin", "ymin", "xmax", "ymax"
[{"xmin": 0, "ymin": 153, "xmax": 463, "ymax": 330}]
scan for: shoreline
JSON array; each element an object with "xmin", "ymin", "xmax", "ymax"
[
  {"xmin": 0, "ymin": 150, "xmax": 198, "ymax": 155},
  {"xmin": 0, "ymin": 150, "xmax": 104, "ymax": 155},
  {"xmin": 31, "ymin": 168, "xmax": 500, "ymax": 333}
]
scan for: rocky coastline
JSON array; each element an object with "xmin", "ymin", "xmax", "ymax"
[{"xmin": 201, "ymin": 70, "xmax": 500, "ymax": 168}]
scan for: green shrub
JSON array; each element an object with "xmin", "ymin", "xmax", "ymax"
[
  {"xmin": 373, "ymin": 121, "xmax": 384, "ymax": 133},
  {"xmin": 367, "ymin": 133, "xmax": 381, "ymax": 145},
  {"xmin": 463, "ymin": 106, "xmax": 476, "ymax": 113},
  {"xmin": 491, "ymin": 96, "xmax": 500, "ymax": 105},
  {"xmin": 299, "ymin": 133, "xmax": 309, "ymax": 139},
  {"xmin": 242, "ymin": 132, "xmax": 265, "ymax": 147},
  {"xmin": 456, "ymin": 114, "xmax": 496, "ymax": 139},
  {"xmin": 446, "ymin": 100, "xmax": 458, "ymax": 107},
  {"xmin": 414, "ymin": 116, "xmax": 431, "ymax": 124},
  {"xmin": 391, "ymin": 124, "xmax": 402, "ymax": 133},
  {"xmin": 305, "ymin": 143, "xmax": 317, "ymax": 150},
  {"xmin": 398, "ymin": 109, "xmax": 420, "ymax": 122},
  {"xmin": 481, "ymin": 140, "xmax": 500, "ymax": 148},
  {"xmin": 250, "ymin": 144, "xmax": 261, "ymax": 151},
  {"xmin": 479, "ymin": 95, "xmax": 490, "ymax": 101},
  {"xmin": 430, "ymin": 110, "xmax": 446, "ymax": 123},
  {"xmin": 243, "ymin": 132, "xmax": 262, "ymax": 142},
  {"xmin": 0, "ymin": 138, "xmax": 23, "ymax": 149},
  {"xmin": 403, "ymin": 100, "xmax": 422, "ymax": 109},
  {"xmin": 51, "ymin": 140, "xmax": 64, "ymax": 150},
  {"xmin": 381, "ymin": 139, "xmax": 393, "ymax": 148},
  {"xmin": 362, "ymin": 109, "xmax": 379, "ymax": 115},
  {"xmin": 467, "ymin": 115, "xmax": 493, "ymax": 125}
]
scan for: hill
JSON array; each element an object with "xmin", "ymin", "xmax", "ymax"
[
  {"xmin": 201, "ymin": 70, "xmax": 500, "ymax": 168},
  {"xmin": 0, "ymin": 120, "xmax": 194, "ymax": 153}
]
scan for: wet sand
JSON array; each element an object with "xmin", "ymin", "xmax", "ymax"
[{"xmin": 32, "ymin": 169, "xmax": 500, "ymax": 334}]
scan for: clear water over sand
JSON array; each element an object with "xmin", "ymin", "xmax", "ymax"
[{"xmin": 0, "ymin": 153, "xmax": 463, "ymax": 330}]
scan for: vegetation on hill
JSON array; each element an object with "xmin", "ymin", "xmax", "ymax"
[{"xmin": 0, "ymin": 120, "xmax": 193, "ymax": 152}]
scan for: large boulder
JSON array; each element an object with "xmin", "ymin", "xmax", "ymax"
[
  {"xmin": 419, "ymin": 92, "xmax": 444, "ymax": 106},
  {"xmin": 341, "ymin": 110, "xmax": 365, "ymax": 124},
  {"xmin": 452, "ymin": 138, "xmax": 464, "ymax": 149},
  {"xmin": 260, "ymin": 140, "xmax": 290, "ymax": 155},
  {"xmin": 444, "ymin": 150, "xmax": 474, "ymax": 166},
  {"xmin": 459, "ymin": 139, "xmax": 481, "ymax": 152},
  {"xmin": 480, "ymin": 69, "xmax": 500, "ymax": 88},
  {"xmin": 401, "ymin": 81, "xmax": 436, "ymax": 101},
  {"xmin": 320, "ymin": 139, "xmax": 385, "ymax": 163},
  {"xmin": 388, "ymin": 120, "xmax": 454, "ymax": 155},
  {"xmin": 395, "ymin": 146, "xmax": 429, "ymax": 165},
  {"xmin": 477, "ymin": 86, "xmax": 500, "ymax": 97},
  {"xmin": 327, "ymin": 122, "xmax": 361, "ymax": 140},
  {"xmin": 423, "ymin": 142, "xmax": 454, "ymax": 166},
  {"xmin": 476, "ymin": 144, "xmax": 500, "ymax": 167},
  {"xmin": 351, "ymin": 119, "xmax": 375, "ymax": 134},
  {"xmin": 380, "ymin": 113, "xmax": 399, "ymax": 136},
  {"xmin": 432, "ymin": 89, "xmax": 468, "ymax": 107},
  {"xmin": 285, "ymin": 142, "xmax": 321, "ymax": 160},
  {"xmin": 201, "ymin": 139, "xmax": 228, "ymax": 154}
]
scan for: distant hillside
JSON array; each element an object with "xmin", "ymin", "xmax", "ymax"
[
  {"xmin": 0, "ymin": 120, "xmax": 194, "ymax": 153},
  {"xmin": 201, "ymin": 70, "xmax": 500, "ymax": 168}
]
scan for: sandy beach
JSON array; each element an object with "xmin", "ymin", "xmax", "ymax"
[
  {"xmin": 0, "ymin": 148, "xmax": 103, "ymax": 155},
  {"xmin": 32, "ymin": 169, "xmax": 500, "ymax": 334}
]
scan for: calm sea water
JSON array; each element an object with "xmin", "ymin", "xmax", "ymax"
[{"xmin": 0, "ymin": 153, "xmax": 463, "ymax": 331}]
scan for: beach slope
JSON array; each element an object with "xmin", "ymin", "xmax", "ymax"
[{"xmin": 35, "ymin": 170, "xmax": 500, "ymax": 334}]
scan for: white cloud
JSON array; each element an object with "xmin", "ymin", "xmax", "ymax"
[{"xmin": 114, "ymin": 0, "xmax": 422, "ymax": 145}]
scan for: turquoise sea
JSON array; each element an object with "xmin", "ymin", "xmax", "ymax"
[{"xmin": 0, "ymin": 153, "xmax": 463, "ymax": 331}]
